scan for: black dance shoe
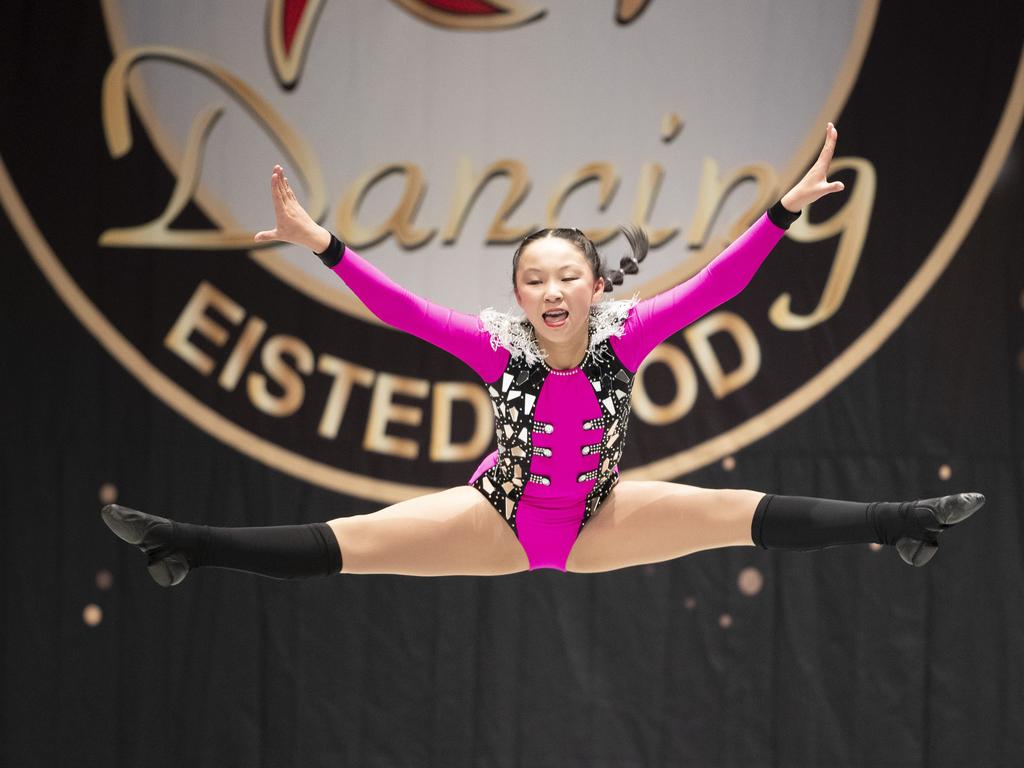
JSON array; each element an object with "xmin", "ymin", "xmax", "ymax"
[
  {"xmin": 895, "ymin": 492, "xmax": 985, "ymax": 567},
  {"xmin": 100, "ymin": 504, "xmax": 190, "ymax": 587}
]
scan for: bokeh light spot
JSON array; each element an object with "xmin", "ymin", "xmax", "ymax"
[
  {"xmin": 99, "ymin": 483, "xmax": 118, "ymax": 505},
  {"xmin": 83, "ymin": 604, "xmax": 103, "ymax": 627},
  {"xmin": 737, "ymin": 566, "xmax": 763, "ymax": 596},
  {"xmin": 96, "ymin": 569, "xmax": 113, "ymax": 590}
]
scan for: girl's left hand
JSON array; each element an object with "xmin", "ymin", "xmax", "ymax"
[{"xmin": 780, "ymin": 122, "xmax": 845, "ymax": 213}]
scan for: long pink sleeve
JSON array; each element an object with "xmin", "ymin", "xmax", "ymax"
[
  {"xmin": 332, "ymin": 247, "xmax": 509, "ymax": 382},
  {"xmin": 610, "ymin": 213, "xmax": 786, "ymax": 371}
]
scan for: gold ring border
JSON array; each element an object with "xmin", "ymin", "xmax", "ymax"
[
  {"xmin": 3, "ymin": 14, "xmax": 1019, "ymax": 503},
  {"xmin": 626, "ymin": 48, "xmax": 1024, "ymax": 481},
  {"xmin": 0, "ymin": 157, "xmax": 437, "ymax": 502}
]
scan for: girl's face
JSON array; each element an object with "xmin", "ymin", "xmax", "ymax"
[{"xmin": 514, "ymin": 236, "xmax": 605, "ymax": 348}]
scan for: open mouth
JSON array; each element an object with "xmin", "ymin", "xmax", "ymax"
[{"xmin": 542, "ymin": 309, "xmax": 569, "ymax": 327}]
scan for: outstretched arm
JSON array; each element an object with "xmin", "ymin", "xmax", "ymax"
[
  {"xmin": 255, "ymin": 166, "xmax": 507, "ymax": 382},
  {"xmin": 610, "ymin": 123, "xmax": 844, "ymax": 371}
]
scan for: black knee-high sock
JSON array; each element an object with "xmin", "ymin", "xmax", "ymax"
[
  {"xmin": 162, "ymin": 521, "xmax": 342, "ymax": 579},
  {"xmin": 751, "ymin": 494, "xmax": 917, "ymax": 551}
]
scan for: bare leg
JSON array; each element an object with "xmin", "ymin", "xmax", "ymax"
[
  {"xmin": 565, "ymin": 480, "xmax": 761, "ymax": 573},
  {"xmin": 328, "ymin": 486, "xmax": 530, "ymax": 576}
]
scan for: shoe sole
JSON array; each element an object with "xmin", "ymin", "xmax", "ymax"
[
  {"xmin": 147, "ymin": 556, "xmax": 188, "ymax": 588},
  {"xmin": 896, "ymin": 538, "xmax": 939, "ymax": 567}
]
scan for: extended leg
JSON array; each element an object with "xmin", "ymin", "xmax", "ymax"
[
  {"xmin": 564, "ymin": 481, "xmax": 984, "ymax": 573},
  {"xmin": 102, "ymin": 486, "xmax": 529, "ymax": 585}
]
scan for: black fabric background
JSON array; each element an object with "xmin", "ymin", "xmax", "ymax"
[{"xmin": 2, "ymin": 3, "xmax": 1023, "ymax": 767}]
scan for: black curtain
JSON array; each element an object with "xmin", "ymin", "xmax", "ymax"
[{"xmin": 2, "ymin": 2, "xmax": 1023, "ymax": 766}]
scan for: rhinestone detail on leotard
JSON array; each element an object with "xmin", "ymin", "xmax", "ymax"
[
  {"xmin": 572, "ymin": 346, "xmax": 635, "ymax": 527},
  {"xmin": 541, "ymin": 350, "xmax": 589, "ymax": 376}
]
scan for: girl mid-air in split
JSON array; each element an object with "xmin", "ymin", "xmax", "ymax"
[{"xmin": 102, "ymin": 124, "xmax": 983, "ymax": 585}]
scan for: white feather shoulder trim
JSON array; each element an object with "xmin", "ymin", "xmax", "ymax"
[{"xmin": 479, "ymin": 295, "xmax": 639, "ymax": 366}]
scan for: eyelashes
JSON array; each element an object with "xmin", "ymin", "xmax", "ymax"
[{"xmin": 525, "ymin": 277, "xmax": 580, "ymax": 285}]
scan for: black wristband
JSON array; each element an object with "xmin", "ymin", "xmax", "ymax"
[
  {"xmin": 314, "ymin": 233, "xmax": 345, "ymax": 267},
  {"xmin": 767, "ymin": 200, "xmax": 801, "ymax": 230}
]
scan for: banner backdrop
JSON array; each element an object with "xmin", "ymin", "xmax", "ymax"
[{"xmin": 2, "ymin": 1, "xmax": 1023, "ymax": 766}]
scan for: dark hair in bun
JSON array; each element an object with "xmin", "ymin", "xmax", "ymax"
[{"xmin": 511, "ymin": 226, "xmax": 649, "ymax": 293}]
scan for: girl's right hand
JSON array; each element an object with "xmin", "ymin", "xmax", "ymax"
[{"xmin": 254, "ymin": 165, "xmax": 332, "ymax": 253}]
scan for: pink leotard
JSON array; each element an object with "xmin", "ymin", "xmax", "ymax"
[{"xmin": 332, "ymin": 213, "xmax": 787, "ymax": 570}]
